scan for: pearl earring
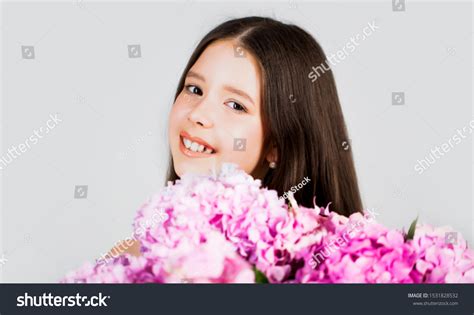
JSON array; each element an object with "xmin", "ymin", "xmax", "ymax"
[{"xmin": 269, "ymin": 161, "xmax": 277, "ymax": 169}]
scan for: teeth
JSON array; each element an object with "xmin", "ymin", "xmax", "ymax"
[
  {"xmin": 190, "ymin": 142, "xmax": 199, "ymax": 152},
  {"xmin": 183, "ymin": 138, "xmax": 192, "ymax": 149},
  {"xmin": 182, "ymin": 136, "xmax": 213, "ymax": 154}
]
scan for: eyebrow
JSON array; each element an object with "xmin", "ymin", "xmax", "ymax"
[
  {"xmin": 186, "ymin": 71, "xmax": 255, "ymax": 107},
  {"xmin": 186, "ymin": 71, "xmax": 205, "ymax": 82}
]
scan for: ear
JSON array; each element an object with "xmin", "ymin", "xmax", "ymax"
[{"xmin": 265, "ymin": 142, "xmax": 278, "ymax": 164}]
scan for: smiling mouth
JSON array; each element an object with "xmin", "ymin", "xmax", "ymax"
[{"xmin": 179, "ymin": 131, "xmax": 216, "ymax": 156}]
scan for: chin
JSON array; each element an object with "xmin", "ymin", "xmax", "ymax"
[{"xmin": 173, "ymin": 161, "xmax": 212, "ymax": 177}]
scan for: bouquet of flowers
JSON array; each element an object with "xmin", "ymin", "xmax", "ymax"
[{"xmin": 62, "ymin": 164, "xmax": 474, "ymax": 283}]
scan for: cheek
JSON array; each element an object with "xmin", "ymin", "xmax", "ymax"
[
  {"xmin": 218, "ymin": 120, "xmax": 264, "ymax": 173},
  {"xmin": 168, "ymin": 106, "xmax": 178, "ymax": 133},
  {"xmin": 168, "ymin": 100, "xmax": 187, "ymax": 136},
  {"xmin": 246, "ymin": 127, "xmax": 264, "ymax": 160}
]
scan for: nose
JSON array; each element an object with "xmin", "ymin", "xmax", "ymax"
[{"xmin": 187, "ymin": 98, "xmax": 214, "ymax": 128}]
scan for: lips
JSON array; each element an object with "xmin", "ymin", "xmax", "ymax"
[{"xmin": 179, "ymin": 131, "xmax": 216, "ymax": 157}]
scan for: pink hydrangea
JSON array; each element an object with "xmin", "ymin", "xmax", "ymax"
[
  {"xmin": 62, "ymin": 230, "xmax": 253, "ymax": 284},
  {"xmin": 295, "ymin": 212, "xmax": 474, "ymax": 283},
  {"xmin": 132, "ymin": 164, "xmax": 328, "ymax": 282},
  {"xmin": 62, "ymin": 164, "xmax": 474, "ymax": 284}
]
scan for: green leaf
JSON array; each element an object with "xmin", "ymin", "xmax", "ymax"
[
  {"xmin": 253, "ymin": 266, "xmax": 269, "ymax": 283},
  {"xmin": 406, "ymin": 216, "xmax": 418, "ymax": 241}
]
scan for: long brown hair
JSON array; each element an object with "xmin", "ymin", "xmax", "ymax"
[{"xmin": 166, "ymin": 17, "xmax": 363, "ymax": 216}]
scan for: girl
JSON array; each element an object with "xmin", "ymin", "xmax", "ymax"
[{"xmin": 114, "ymin": 16, "xmax": 362, "ymax": 258}]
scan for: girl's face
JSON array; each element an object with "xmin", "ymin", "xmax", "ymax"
[{"xmin": 168, "ymin": 39, "xmax": 270, "ymax": 178}]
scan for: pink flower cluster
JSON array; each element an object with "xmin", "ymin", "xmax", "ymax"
[
  {"xmin": 296, "ymin": 212, "xmax": 474, "ymax": 283},
  {"xmin": 62, "ymin": 229, "xmax": 254, "ymax": 283},
  {"xmin": 62, "ymin": 164, "xmax": 474, "ymax": 283}
]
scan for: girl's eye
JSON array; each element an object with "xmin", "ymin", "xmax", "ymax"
[
  {"xmin": 225, "ymin": 101, "xmax": 247, "ymax": 113},
  {"xmin": 185, "ymin": 85, "xmax": 203, "ymax": 96}
]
